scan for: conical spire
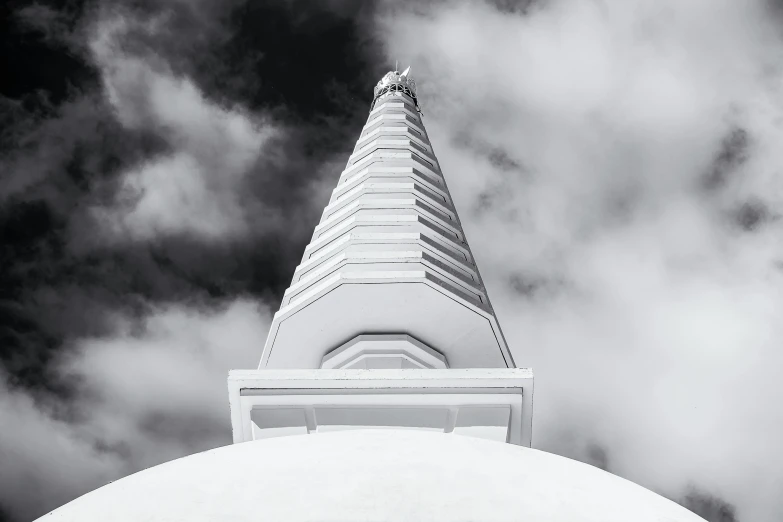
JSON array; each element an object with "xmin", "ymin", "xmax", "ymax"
[{"xmin": 258, "ymin": 68, "xmax": 514, "ymax": 370}]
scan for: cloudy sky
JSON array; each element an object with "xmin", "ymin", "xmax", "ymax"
[{"xmin": 2, "ymin": 0, "xmax": 782, "ymax": 521}]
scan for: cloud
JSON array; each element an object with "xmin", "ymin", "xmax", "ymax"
[
  {"xmin": 86, "ymin": 12, "xmax": 279, "ymax": 241},
  {"xmin": 0, "ymin": 299, "xmax": 270, "ymax": 521},
  {"xmin": 376, "ymin": 0, "xmax": 783, "ymax": 520}
]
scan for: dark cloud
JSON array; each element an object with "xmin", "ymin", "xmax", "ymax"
[
  {"xmin": 679, "ymin": 488, "xmax": 738, "ymax": 522},
  {"xmin": 508, "ymin": 272, "xmax": 568, "ymax": 301},
  {"xmin": 486, "ymin": 0, "xmax": 541, "ymax": 15},
  {"xmin": 585, "ymin": 443, "xmax": 611, "ymax": 472},
  {"xmin": 0, "ymin": 504, "xmax": 14, "ymax": 522},
  {"xmin": 733, "ymin": 198, "xmax": 771, "ymax": 232},
  {"xmin": 214, "ymin": 0, "xmax": 384, "ymax": 118},
  {"xmin": 454, "ymin": 131, "xmax": 525, "ymax": 173},
  {"xmin": 462, "ymin": 138, "xmax": 529, "ymax": 220},
  {"xmin": 703, "ymin": 128, "xmax": 750, "ymax": 192},
  {"xmin": 2, "ymin": 1, "xmax": 96, "ymax": 106},
  {"xmin": 135, "ymin": 408, "xmax": 229, "ymax": 454}
]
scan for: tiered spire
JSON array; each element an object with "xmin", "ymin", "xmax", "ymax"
[{"xmin": 258, "ymin": 67, "xmax": 514, "ymax": 370}]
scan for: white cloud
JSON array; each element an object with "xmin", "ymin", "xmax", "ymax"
[
  {"xmin": 377, "ymin": 1, "xmax": 783, "ymax": 520},
  {"xmin": 0, "ymin": 299, "xmax": 271, "ymax": 520},
  {"xmin": 88, "ymin": 13, "xmax": 278, "ymax": 241}
]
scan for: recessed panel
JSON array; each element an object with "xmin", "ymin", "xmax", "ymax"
[
  {"xmin": 455, "ymin": 405, "xmax": 511, "ymax": 428},
  {"xmin": 250, "ymin": 408, "xmax": 308, "ymax": 440},
  {"xmin": 314, "ymin": 407, "xmax": 449, "ymax": 430}
]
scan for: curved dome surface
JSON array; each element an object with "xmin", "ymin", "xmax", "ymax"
[{"xmin": 37, "ymin": 430, "xmax": 705, "ymax": 522}]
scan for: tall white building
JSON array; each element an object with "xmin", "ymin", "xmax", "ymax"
[
  {"xmin": 228, "ymin": 67, "xmax": 533, "ymax": 446},
  {"xmin": 36, "ymin": 68, "xmax": 707, "ymax": 522}
]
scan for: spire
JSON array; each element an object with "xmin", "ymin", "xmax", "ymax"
[{"xmin": 256, "ymin": 65, "xmax": 514, "ymax": 371}]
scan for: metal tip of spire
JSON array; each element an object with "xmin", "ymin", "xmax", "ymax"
[{"xmin": 372, "ymin": 63, "xmax": 419, "ymax": 112}]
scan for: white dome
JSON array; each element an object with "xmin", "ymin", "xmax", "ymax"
[{"xmin": 37, "ymin": 430, "xmax": 705, "ymax": 522}]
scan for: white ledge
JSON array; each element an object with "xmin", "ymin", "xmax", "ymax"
[{"xmin": 228, "ymin": 368, "xmax": 534, "ymax": 446}]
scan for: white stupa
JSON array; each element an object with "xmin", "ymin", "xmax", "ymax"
[
  {"xmin": 39, "ymin": 430, "xmax": 705, "ymax": 522},
  {"xmin": 35, "ymin": 68, "xmax": 707, "ymax": 522}
]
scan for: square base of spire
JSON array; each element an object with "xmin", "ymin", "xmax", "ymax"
[{"xmin": 228, "ymin": 368, "xmax": 533, "ymax": 446}]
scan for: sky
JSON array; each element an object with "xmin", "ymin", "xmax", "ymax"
[{"xmin": 1, "ymin": 0, "xmax": 782, "ymax": 521}]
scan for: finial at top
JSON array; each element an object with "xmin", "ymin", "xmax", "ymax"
[{"xmin": 372, "ymin": 64, "xmax": 419, "ymax": 110}]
